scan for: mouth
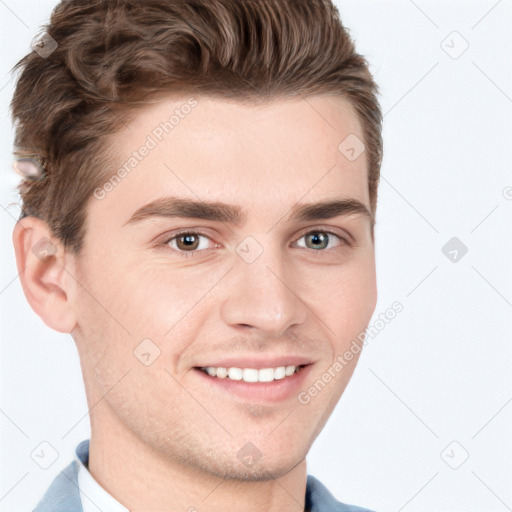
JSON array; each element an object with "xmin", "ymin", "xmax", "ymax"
[
  {"xmin": 197, "ymin": 364, "xmax": 307, "ymax": 382},
  {"xmin": 193, "ymin": 363, "xmax": 313, "ymax": 403}
]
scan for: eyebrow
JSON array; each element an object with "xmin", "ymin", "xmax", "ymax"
[{"xmin": 123, "ymin": 195, "xmax": 373, "ymax": 227}]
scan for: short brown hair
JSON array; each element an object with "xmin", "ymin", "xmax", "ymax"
[{"xmin": 11, "ymin": 0, "xmax": 382, "ymax": 255}]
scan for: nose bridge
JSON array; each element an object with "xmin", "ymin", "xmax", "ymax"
[{"xmin": 220, "ymin": 238, "xmax": 307, "ymax": 335}]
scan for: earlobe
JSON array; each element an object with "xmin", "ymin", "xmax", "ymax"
[{"xmin": 12, "ymin": 216, "xmax": 77, "ymax": 333}]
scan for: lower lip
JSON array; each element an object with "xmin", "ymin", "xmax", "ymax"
[{"xmin": 193, "ymin": 365, "xmax": 313, "ymax": 403}]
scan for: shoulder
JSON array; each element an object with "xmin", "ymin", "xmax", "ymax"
[
  {"xmin": 306, "ymin": 474, "xmax": 377, "ymax": 512},
  {"xmin": 32, "ymin": 460, "xmax": 82, "ymax": 512}
]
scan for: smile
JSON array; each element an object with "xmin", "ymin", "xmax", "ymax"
[{"xmin": 199, "ymin": 365, "xmax": 304, "ymax": 382}]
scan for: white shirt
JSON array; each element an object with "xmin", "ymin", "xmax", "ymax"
[{"xmin": 76, "ymin": 448, "xmax": 128, "ymax": 512}]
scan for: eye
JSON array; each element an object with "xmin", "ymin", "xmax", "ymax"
[
  {"xmin": 162, "ymin": 231, "xmax": 217, "ymax": 256},
  {"xmin": 159, "ymin": 228, "xmax": 350, "ymax": 258},
  {"xmin": 294, "ymin": 230, "xmax": 347, "ymax": 251}
]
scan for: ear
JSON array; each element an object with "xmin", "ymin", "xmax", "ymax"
[{"xmin": 12, "ymin": 216, "xmax": 77, "ymax": 333}]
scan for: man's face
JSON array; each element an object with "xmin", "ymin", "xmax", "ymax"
[{"xmin": 70, "ymin": 94, "xmax": 377, "ymax": 480}]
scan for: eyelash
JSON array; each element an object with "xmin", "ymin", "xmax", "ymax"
[{"xmin": 158, "ymin": 228, "xmax": 351, "ymax": 259}]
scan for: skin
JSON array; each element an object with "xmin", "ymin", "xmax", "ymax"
[{"xmin": 13, "ymin": 94, "xmax": 377, "ymax": 512}]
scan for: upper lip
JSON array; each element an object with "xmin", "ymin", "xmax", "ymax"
[{"xmin": 194, "ymin": 356, "xmax": 314, "ymax": 369}]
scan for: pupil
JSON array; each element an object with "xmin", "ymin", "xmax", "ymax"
[
  {"xmin": 309, "ymin": 232, "xmax": 327, "ymax": 249},
  {"xmin": 179, "ymin": 234, "xmax": 198, "ymax": 250}
]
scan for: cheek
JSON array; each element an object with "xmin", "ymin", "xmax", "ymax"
[
  {"xmin": 72, "ymin": 251, "xmax": 147, "ymax": 368},
  {"xmin": 74, "ymin": 257, "xmax": 227, "ymax": 373},
  {"xmin": 75, "ymin": 251, "xmax": 177, "ymax": 329},
  {"xmin": 309, "ymin": 254, "xmax": 377, "ymax": 340}
]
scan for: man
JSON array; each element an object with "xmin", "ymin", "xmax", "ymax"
[{"xmin": 10, "ymin": 0, "xmax": 382, "ymax": 510}]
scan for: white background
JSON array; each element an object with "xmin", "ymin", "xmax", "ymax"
[{"xmin": 1, "ymin": 1, "xmax": 511, "ymax": 511}]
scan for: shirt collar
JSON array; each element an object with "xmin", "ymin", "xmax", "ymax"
[{"xmin": 75, "ymin": 440, "xmax": 128, "ymax": 512}]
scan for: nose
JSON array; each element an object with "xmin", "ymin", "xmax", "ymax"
[{"xmin": 219, "ymin": 246, "xmax": 308, "ymax": 337}]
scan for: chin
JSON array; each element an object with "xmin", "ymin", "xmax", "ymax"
[
  {"xmin": 206, "ymin": 457, "xmax": 304, "ymax": 482},
  {"xmin": 174, "ymin": 441, "xmax": 307, "ymax": 483}
]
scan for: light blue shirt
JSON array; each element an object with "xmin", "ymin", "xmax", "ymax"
[{"xmin": 33, "ymin": 440, "xmax": 376, "ymax": 512}]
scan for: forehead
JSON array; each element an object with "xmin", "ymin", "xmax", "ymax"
[{"xmin": 89, "ymin": 94, "xmax": 370, "ymax": 227}]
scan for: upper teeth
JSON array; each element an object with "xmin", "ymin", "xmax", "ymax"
[{"xmin": 203, "ymin": 365, "xmax": 299, "ymax": 382}]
